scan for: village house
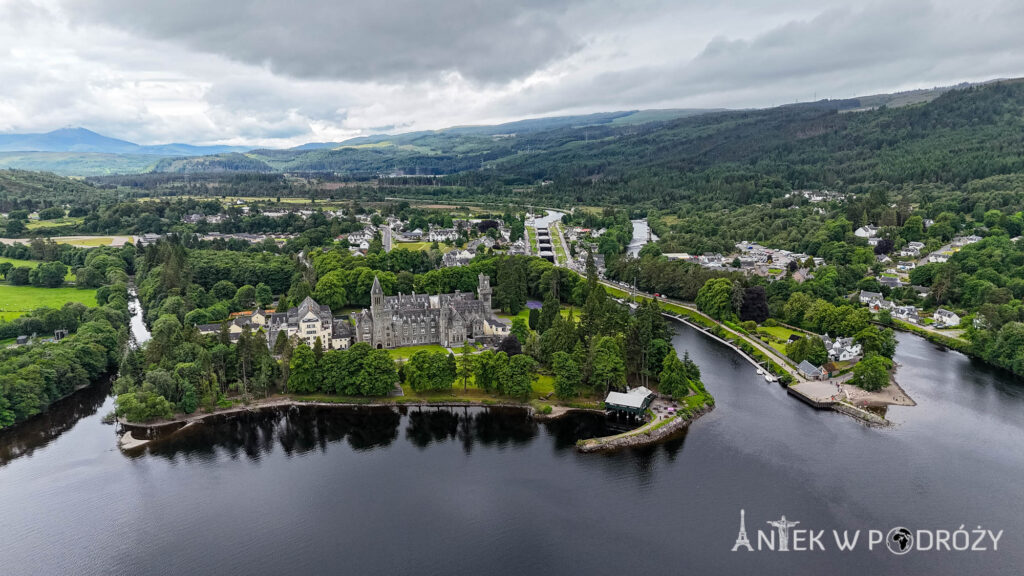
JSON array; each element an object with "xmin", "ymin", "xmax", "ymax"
[
  {"xmin": 427, "ymin": 227, "xmax": 459, "ymax": 242},
  {"xmin": 854, "ymin": 225, "xmax": 878, "ymax": 238},
  {"xmin": 820, "ymin": 335, "xmax": 863, "ymax": 362},
  {"xmin": 858, "ymin": 290, "xmax": 883, "ymax": 306},
  {"xmin": 441, "ymin": 249, "xmax": 475, "ymax": 267},
  {"xmin": 933, "ymin": 308, "xmax": 962, "ymax": 328},
  {"xmin": 798, "ymin": 360, "xmax": 827, "ymax": 380},
  {"xmin": 893, "ymin": 305, "xmax": 921, "ymax": 324},
  {"xmin": 466, "ymin": 236, "xmax": 496, "ymax": 252},
  {"xmin": 878, "ymin": 276, "xmax": 903, "ymax": 289}
]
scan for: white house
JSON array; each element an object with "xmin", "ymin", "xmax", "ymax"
[
  {"xmin": 855, "ymin": 225, "xmax": 878, "ymax": 238},
  {"xmin": 427, "ymin": 227, "xmax": 459, "ymax": 242},
  {"xmin": 859, "ymin": 290, "xmax": 883, "ymax": 306},
  {"xmin": 933, "ymin": 308, "xmax": 961, "ymax": 328},
  {"xmin": 893, "ymin": 305, "xmax": 921, "ymax": 324}
]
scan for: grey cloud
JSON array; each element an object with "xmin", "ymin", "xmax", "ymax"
[
  {"xmin": 486, "ymin": 0, "xmax": 1024, "ymax": 117},
  {"xmin": 5, "ymin": 0, "xmax": 1024, "ymax": 147},
  {"xmin": 62, "ymin": 0, "xmax": 585, "ymax": 83}
]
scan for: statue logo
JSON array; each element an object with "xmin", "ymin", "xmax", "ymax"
[
  {"xmin": 766, "ymin": 515, "xmax": 801, "ymax": 551},
  {"xmin": 886, "ymin": 527, "xmax": 914, "ymax": 555}
]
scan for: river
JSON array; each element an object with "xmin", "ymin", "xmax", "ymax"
[
  {"xmin": 0, "ymin": 300, "xmax": 1022, "ymax": 574},
  {"xmin": 627, "ymin": 218, "xmax": 658, "ymax": 256}
]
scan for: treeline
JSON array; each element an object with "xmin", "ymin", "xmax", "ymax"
[{"xmin": 0, "ymin": 268, "xmax": 131, "ymax": 429}]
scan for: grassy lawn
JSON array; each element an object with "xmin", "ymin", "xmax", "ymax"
[
  {"xmin": 393, "ymin": 241, "xmax": 453, "ymax": 253},
  {"xmin": 0, "ymin": 256, "xmax": 76, "ymax": 280},
  {"xmin": 758, "ymin": 326, "xmax": 803, "ymax": 340},
  {"xmin": 0, "ymin": 284, "xmax": 98, "ymax": 320},
  {"xmin": 26, "ymin": 217, "xmax": 84, "ymax": 230},
  {"xmin": 387, "ymin": 344, "xmax": 451, "ymax": 359},
  {"xmin": 0, "ymin": 256, "xmax": 43, "ymax": 268},
  {"xmin": 0, "ymin": 337, "xmax": 14, "ymax": 347},
  {"xmin": 757, "ymin": 325, "xmax": 804, "ymax": 355},
  {"xmin": 527, "ymin": 228, "xmax": 538, "ymax": 253},
  {"xmin": 534, "ymin": 373, "xmax": 555, "ymax": 396}
]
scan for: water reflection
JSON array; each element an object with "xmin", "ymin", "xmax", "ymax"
[
  {"xmin": 137, "ymin": 406, "xmax": 627, "ymax": 460},
  {"xmin": 0, "ymin": 379, "xmax": 112, "ymax": 467}
]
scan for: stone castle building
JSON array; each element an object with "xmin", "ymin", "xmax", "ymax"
[{"xmin": 353, "ymin": 274, "xmax": 509, "ymax": 349}]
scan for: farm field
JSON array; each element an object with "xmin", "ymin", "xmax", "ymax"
[
  {"xmin": 0, "ymin": 285, "xmax": 98, "ymax": 320},
  {"xmin": 0, "ymin": 236, "xmax": 131, "ymax": 248}
]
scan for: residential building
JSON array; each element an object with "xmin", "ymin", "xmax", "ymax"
[{"xmin": 933, "ymin": 308, "xmax": 962, "ymax": 328}]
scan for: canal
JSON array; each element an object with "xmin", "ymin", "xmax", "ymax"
[{"xmin": 0, "ymin": 303, "xmax": 1021, "ymax": 574}]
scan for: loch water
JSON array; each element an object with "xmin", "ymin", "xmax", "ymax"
[{"xmin": 0, "ymin": 305, "xmax": 1022, "ymax": 575}]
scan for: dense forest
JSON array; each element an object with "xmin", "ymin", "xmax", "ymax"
[{"xmin": 0, "ymin": 246, "xmax": 134, "ymax": 429}]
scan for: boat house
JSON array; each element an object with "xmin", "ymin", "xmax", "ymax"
[{"xmin": 604, "ymin": 386, "xmax": 656, "ymax": 415}]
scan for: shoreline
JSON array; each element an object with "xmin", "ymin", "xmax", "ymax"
[
  {"xmin": 117, "ymin": 395, "xmax": 607, "ymax": 445},
  {"xmin": 116, "ymin": 394, "xmax": 713, "ymax": 454}
]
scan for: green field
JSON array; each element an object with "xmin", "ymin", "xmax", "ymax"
[
  {"xmin": 0, "ymin": 284, "xmax": 98, "ymax": 320},
  {"xmin": 0, "ymin": 257, "xmax": 76, "ymax": 280},
  {"xmin": 26, "ymin": 217, "xmax": 84, "ymax": 230}
]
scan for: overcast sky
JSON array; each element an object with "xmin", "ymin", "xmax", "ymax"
[{"xmin": 2, "ymin": 0, "xmax": 1023, "ymax": 147}]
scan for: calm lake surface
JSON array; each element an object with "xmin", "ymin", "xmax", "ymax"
[{"xmin": 1, "ymin": 317, "xmax": 1022, "ymax": 575}]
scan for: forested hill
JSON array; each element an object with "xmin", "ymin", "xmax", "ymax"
[
  {"xmin": 4, "ymin": 78, "xmax": 1023, "ymax": 202},
  {"xmin": 479, "ymin": 79, "xmax": 1024, "ymax": 206},
  {"xmin": 208, "ymin": 79, "xmax": 1024, "ymax": 207}
]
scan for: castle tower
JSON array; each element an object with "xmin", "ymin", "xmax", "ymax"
[
  {"xmin": 370, "ymin": 275, "xmax": 386, "ymax": 348},
  {"xmin": 478, "ymin": 273, "xmax": 492, "ymax": 310},
  {"xmin": 371, "ymin": 275, "xmax": 384, "ymax": 311}
]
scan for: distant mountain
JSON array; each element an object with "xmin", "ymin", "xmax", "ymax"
[
  {"xmin": 0, "ymin": 78, "xmax": 1012, "ymax": 177},
  {"xmin": 287, "ymin": 109, "xmax": 716, "ymax": 151},
  {"xmin": 0, "ymin": 127, "xmax": 250, "ymax": 155}
]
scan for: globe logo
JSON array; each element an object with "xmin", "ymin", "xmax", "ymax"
[{"xmin": 886, "ymin": 527, "xmax": 914, "ymax": 555}]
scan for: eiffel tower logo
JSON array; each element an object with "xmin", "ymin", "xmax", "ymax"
[{"xmin": 732, "ymin": 509, "xmax": 753, "ymax": 551}]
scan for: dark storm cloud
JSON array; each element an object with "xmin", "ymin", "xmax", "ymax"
[{"xmin": 62, "ymin": 0, "xmax": 585, "ymax": 83}]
